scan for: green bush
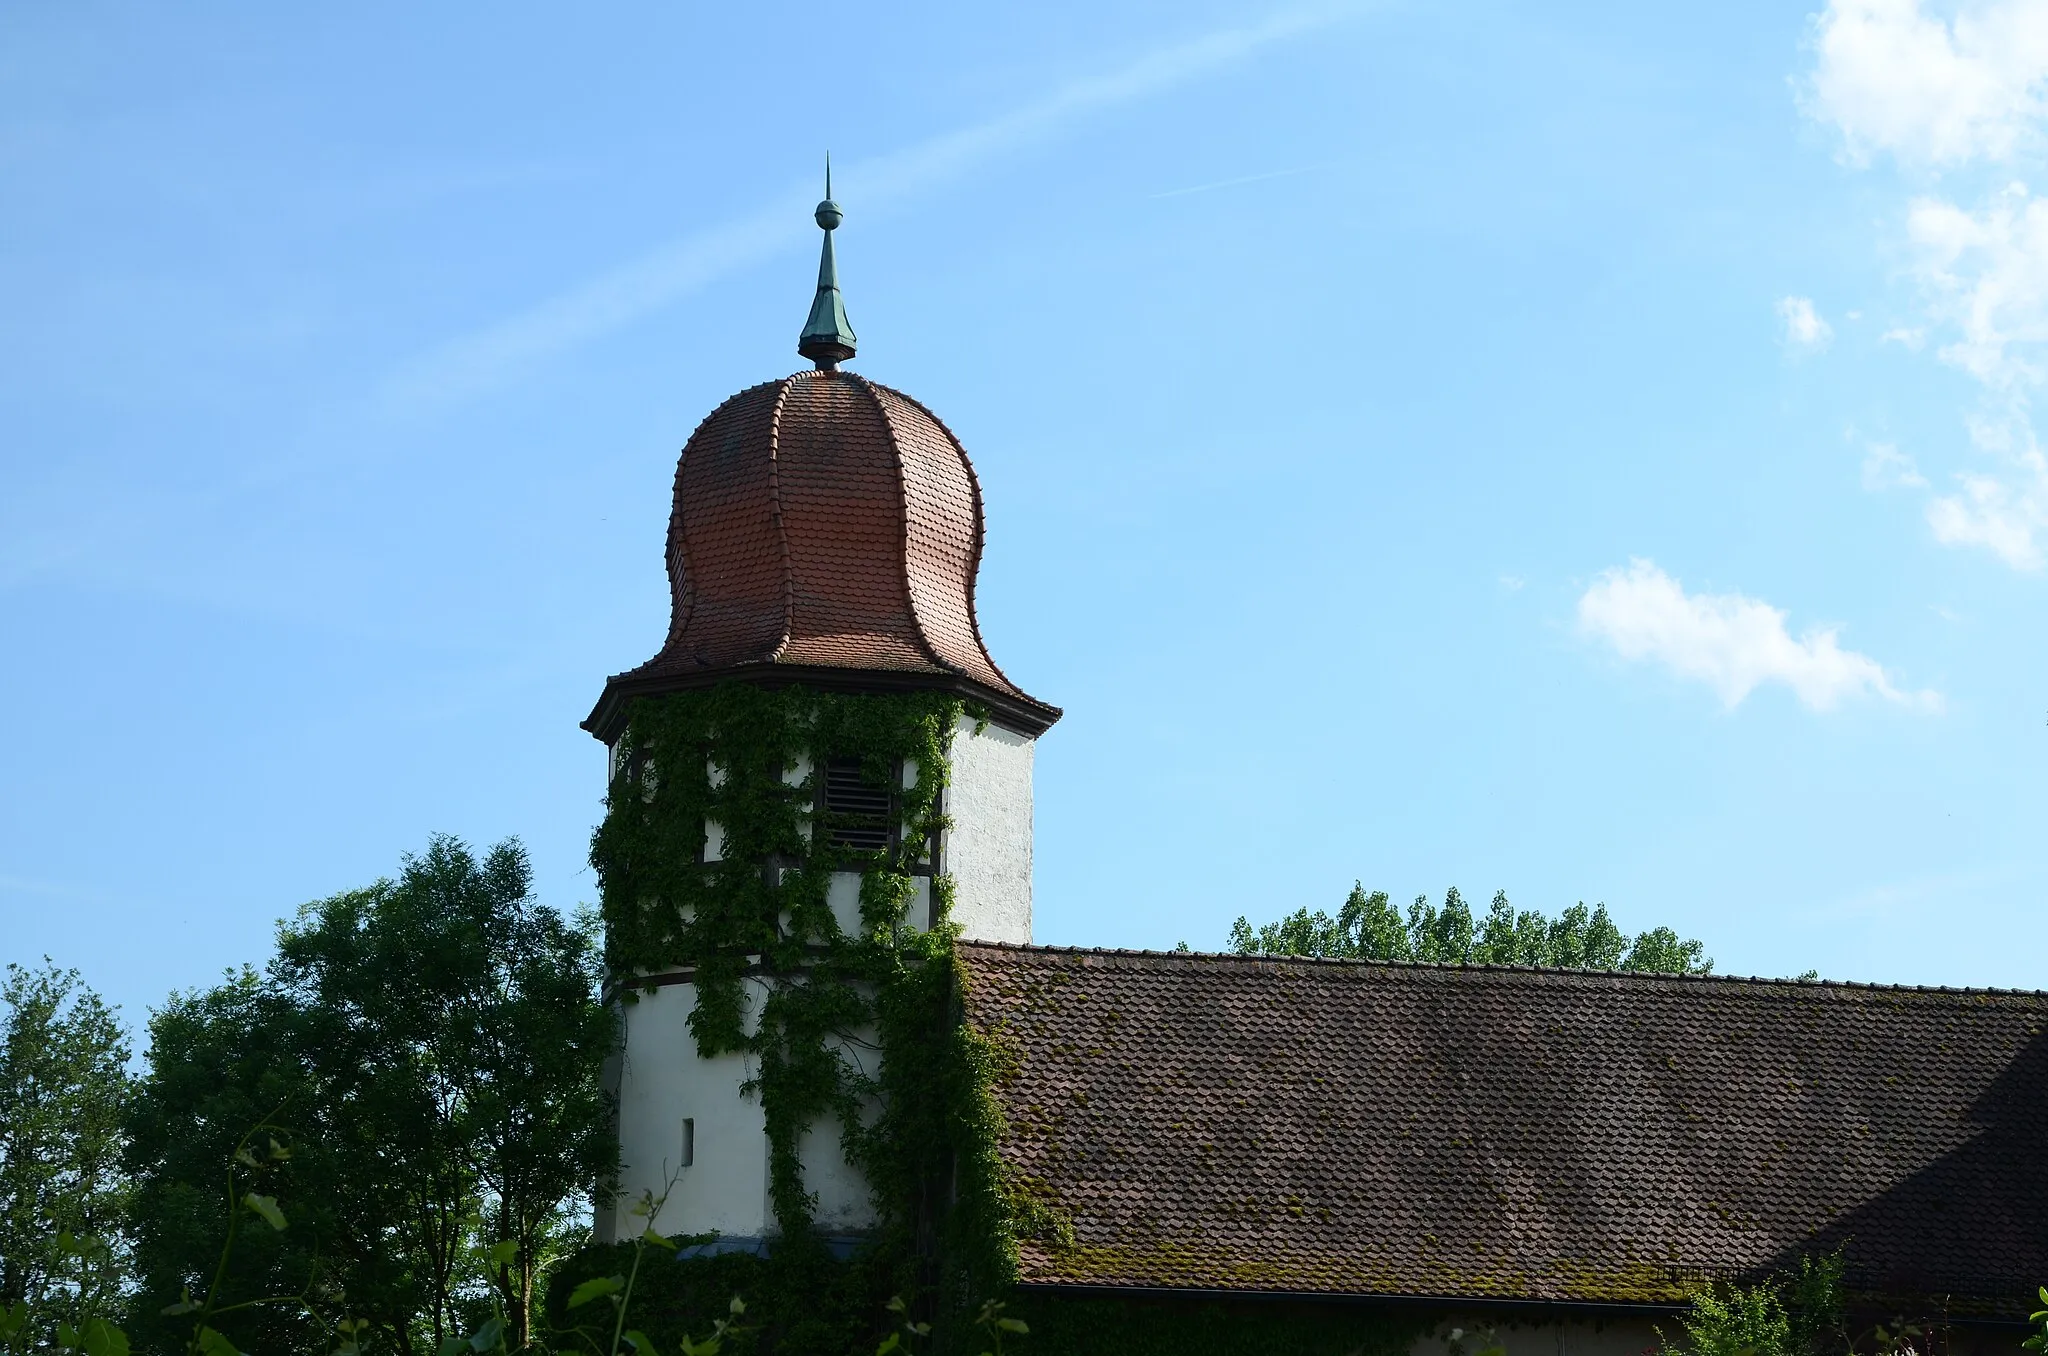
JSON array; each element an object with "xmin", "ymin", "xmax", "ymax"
[{"xmin": 1661, "ymin": 1253, "xmax": 1847, "ymax": 1356}]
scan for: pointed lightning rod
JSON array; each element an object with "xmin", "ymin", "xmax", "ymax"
[{"xmin": 798, "ymin": 156, "xmax": 858, "ymax": 370}]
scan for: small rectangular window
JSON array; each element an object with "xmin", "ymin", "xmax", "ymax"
[
  {"xmin": 823, "ymin": 757, "xmax": 893, "ymax": 851},
  {"xmin": 680, "ymin": 1118, "xmax": 694, "ymax": 1168}
]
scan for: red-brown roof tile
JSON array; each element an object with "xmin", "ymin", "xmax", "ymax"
[
  {"xmin": 585, "ymin": 370, "xmax": 1057, "ymax": 739},
  {"xmin": 957, "ymin": 944, "xmax": 2048, "ymax": 1316}
]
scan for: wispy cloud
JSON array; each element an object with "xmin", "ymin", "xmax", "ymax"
[
  {"xmin": 1900, "ymin": 190, "xmax": 2048, "ymax": 567},
  {"xmin": 1778, "ymin": 295, "xmax": 1834, "ymax": 350},
  {"xmin": 1926, "ymin": 460, "xmax": 2048, "ymax": 569},
  {"xmin": 1860, "ymin": 440, "xmax": 1928, "ymax": 491},
  {"xmin": 1796, "ymin": 0, "xmax": 2048, "ymax": 574},
  {"xmin": 1577, "ymin": 559, "xmax": 1937, "ymax": 712},
  {"xmin": 1906, "ymin": 184, "xmax": 2048, "ymax": 390},
  {"xmin": 385, "ymin": 4, "xmax": 1367, "ymax": 409}
]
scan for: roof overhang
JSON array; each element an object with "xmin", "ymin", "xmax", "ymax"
[
  {"xmin": 581, "ymin": 662, "xmax": 1062, "ymax": 745},
  {"xmin": 1014, "ymin": 1282, "xmax": 1685, "ymax": 1318},
  {"xmin": 1009, "ymin": 1283, "xmax": 2034, "ymax": 1331}
]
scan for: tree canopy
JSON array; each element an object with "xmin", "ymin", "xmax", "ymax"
[
  {"xmin": 1229, "ymin": 884, "xmax": 1713, "ymax": 973},
  {"xmin": 0, "ymin": 959, "xmax": 131, "ymax": 1340},
  {"xmin": 123, "ymin": 835, "xmax": 617, "ymax": 1356}
]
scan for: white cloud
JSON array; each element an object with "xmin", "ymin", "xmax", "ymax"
[
  {"xmin": 1893, "ymin": 189, "xmax": 2048, "ymax": 566},
  {"xmin": 1801, "ymin": 0, "xmax": 2048, "ymax": 166},
  {"xmin": 385, "ymin": 3, "xmax": 1364, "ymax": 408},
  {"xmin": 1906, "ymin": 183, "xmax": 2048, "ymax": 388},
  {"xmin": 1927, "ymin": 463, "xmax": 2048, "ymax": 567},
  {"xmin": 1908, "ymin": 183, "xmax": 2048, "ymax": 393},
  {"xmin": 1779, "ymin": 295, "xmax": 1835, "ymax": 349},
  {"xmin": 1799, "ymin": 2, "xmax": 2048, "ymax": 575},
  {"xmin": 1862, "ymin": 440, "xmax": 1930, "ymax": 489},
  {"xmin": 1577, "ymin": 559, "xmax": 1937, "ymax": 711}
]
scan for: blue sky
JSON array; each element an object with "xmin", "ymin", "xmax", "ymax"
[{"xmin": 4, "ymin": 0, "xmax": 2046, "ymax": 1032}]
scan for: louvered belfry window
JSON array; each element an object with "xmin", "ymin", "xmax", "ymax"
[{"xmin": 822, "ymin": 757, "xmax": 894, "ymax": 852}]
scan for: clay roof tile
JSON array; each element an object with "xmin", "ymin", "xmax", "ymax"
[
  {"xmin": 957, "ymin": 944, "xmax": 2048, "ymax": 1317},
  {"xmin": 585, "ymin": 369, "xmax": 1058, "ymax": 739}
]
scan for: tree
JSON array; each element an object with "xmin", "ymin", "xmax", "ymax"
[
  {"xmin": 1230, "ymin": 883, "xmax": 1714, "ymax": 974},
  {"xmin": 0, "ymin": 960, "xmax": 131, "ymax": 1342},
  {"xmin": 122, "ymin": 968, "xmax": 322, "ymax": 1356},
  {"xmin": 125, "ymin": 835, "xmax": 619, "ymax": 1355}
]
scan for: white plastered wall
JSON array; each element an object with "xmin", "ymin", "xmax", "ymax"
[
  {"xmin": 606, "ymin": 714, "xmax": 1034, "ymax": 1242},
  {"xmin": 613, "ymin": 978, "xmax": 768, "ymax": 1241},
  {"xmin": 944, "ymin": 715, "xmax": 1034, "ymax": 943},
  {"xmin": 824, "ymin": 872, "xmax": 932, "ymax": 938},
  {"xmin": 797, "ymin": 1020, "xmax": 883, "ymax": 1232},
  {"xmin": 613, "ymin": 978, "xmax": 883, "ymax": 1241}
]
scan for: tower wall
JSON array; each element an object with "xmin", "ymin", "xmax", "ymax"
[
  {"xmin": 611, "ymin": 977, "xmax": 879, "ymax": 1242},
  {"xmin": 607, "ymin": 710, "xmax": 1018, "ymax": 1244},
  {"xmin": 614, "ymin": 980, "xmax": 767, "ymax": 1239},
  {"xmin": 944, "ymin": 715, "xmax": 1034, "ymax": 944}
]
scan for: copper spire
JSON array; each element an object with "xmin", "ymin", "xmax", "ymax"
[{"xmin": 798, "ymin": 158, "xmax": 857, "ymax": 369}]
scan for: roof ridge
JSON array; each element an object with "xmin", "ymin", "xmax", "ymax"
[
  {"xmin": 762, "ymin": 376, "xmax": 796, "ymax": 663},
  {"xmin": 869, "ymin": 379, "xmax": 1026, "ymax": 698},
  {"xmin": 849, "ymin": 371, "xmax": 950, "ymax": 675},
  {"xmin": 953, "ymin": 941, "xmax": 2048, "ymax": 998}
]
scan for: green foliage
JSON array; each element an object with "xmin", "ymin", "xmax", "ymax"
[
  {"xmin": 149, "ymin": 1108, "xmax": 347, "ymax": 1356},
  {"xmin": 0, "ymin": 959, "xmax": 132, "ymax": 1345},
  {"xmin": 550, "ymin": 1187, "xmax": 758, "ymax": 1356},
  {"xmin": 587, "ymin": 683, "xmax": 1054, "ymax": 1345},
  {"xmin": 1670, "ymin": 1279, "xmax": 1793, "ymax": 1356},
  {"xmin": 125, "ymin": 835, "xmax": 617, "ymax": 1356},
  {"xmin": 1230, "ymin": 883, "xmax": 1713, "ymax": 974},
  {"xmin": 548, "ymin": 1242, "xmax": 888, "ymax": 1356},
  {"xmin": 122, "ymin": 971, "xmax": 320, "ymax": 1355},
  {"xmin": 1661, "ymin": 1252, "xmax": 1847, "ymax": 1356},
  {"xmin": 965, "ymin": 1299, "xmax": 1026, "ymax": 1356},
  {"xmin": 2023, "ymin": 1285, "xmax": 2048, "ymax": 1355}
]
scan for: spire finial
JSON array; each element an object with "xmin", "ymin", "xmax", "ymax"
[{"xmin": 798, "ymin": 157, "xmax": 856, "ymax": 370}]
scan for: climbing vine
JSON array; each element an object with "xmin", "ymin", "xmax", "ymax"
[{"xmin": 587, "ymin": 681, "xmax": 1042, "ymax": 1330}]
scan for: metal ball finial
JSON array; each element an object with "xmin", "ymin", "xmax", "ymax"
[{"xmin": 797, "ymin": 154, "xmax": 857, "ymax": 368}]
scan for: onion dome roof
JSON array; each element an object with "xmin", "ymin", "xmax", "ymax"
[{"xmin": 585, "ymin": 180, "xmax": 1059, "ymax": 740}]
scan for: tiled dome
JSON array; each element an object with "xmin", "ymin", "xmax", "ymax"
[{"xmin": 585, "ymin": 369, "xmax": 1058, "ymax": 740}]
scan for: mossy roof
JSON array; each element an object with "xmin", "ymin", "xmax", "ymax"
[{"xmin": 957, "ymin": 944, "xmax": 2048, "ymax": 1318}]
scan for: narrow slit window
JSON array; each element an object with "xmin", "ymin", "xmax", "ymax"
[
  {"xmin": 680, "ymin": 1117, "xmax": 694, "ymax": 1168},
  {"xmin": 823, "ymin": 757, "xmax": 893, "ymax": 852}
]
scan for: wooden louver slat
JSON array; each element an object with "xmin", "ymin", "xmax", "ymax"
[{"xmin": 823, "ymin": 757, "xmax": 892, "ymax": 851}]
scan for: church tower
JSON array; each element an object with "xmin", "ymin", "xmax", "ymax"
[{"xmin": 583, "ymin": 177, "xmax": 1059, "ymax": 1245}]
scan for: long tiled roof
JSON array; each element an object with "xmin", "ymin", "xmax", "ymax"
[
  {"xmin": 956, "ymin": 944, "xmax": 2048, "ymax": 1316},
  {"xmin": 585, "ymin": 370, "xmax": 1058, "ymax": 740}
]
